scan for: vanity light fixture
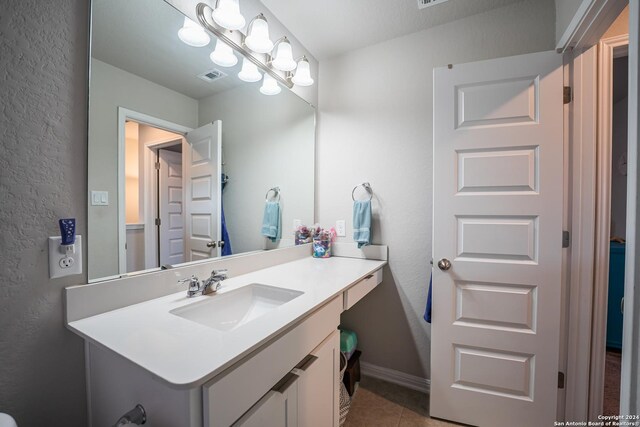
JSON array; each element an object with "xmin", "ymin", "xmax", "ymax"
[
  {"xmin": 210, "ymin": 39, "xmax": 238, "ymax": 67},
  {"xmin": 212, "ymin": 0, "xmax": 246, "ymax": 31},
  {"xmin": 238, "ymin": 58, "xmax": 262, "ymax": 82},
  {"xmin": 260, "ymin": 74, "xmax": 281, "ymax": 95},
  {"xmin": 178, "ymin": 17, "xmax": 211, "ymax": 47},
  {"xmin": 244, "ymin": 14, "xmax": 273, "ymax": 54},
  {"xmin": 270, "ymin": 37, "xmax": 297, "ymax": 72},
  {"xmin": 291, "ymin": 56, "xmax": 314, "ymax": 87}
]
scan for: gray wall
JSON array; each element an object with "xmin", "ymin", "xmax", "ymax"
[
  {"xmin": 88, "ymin": 59, "xmax": 198, "ymax": 280},
  {"xmin": 318, "ymin": 0, "xmax": 556, "ymax": 379},
  {"xmin": 199, "ymin": 85, "xmax": 316, "ymax": 254},
  {"xmin": 0, "ymin": 1, "xmax": 89, "ymax": 426},
  {"xmin": 556, "ymin": 0, "xmax": 584, "ymax": 45}
]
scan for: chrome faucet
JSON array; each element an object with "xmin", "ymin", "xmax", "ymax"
[{"xmin": 178, "ymin": 269, "xmax": 228, "ymax": 298}]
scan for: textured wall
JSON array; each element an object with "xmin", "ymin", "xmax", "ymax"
[
  {"xmin": 0, "ymin": 0, "xmax": 89, "ymax": 425},
  {"xmin": 318, "ymin": 0, "xmax": 556, "ymax": 379}
]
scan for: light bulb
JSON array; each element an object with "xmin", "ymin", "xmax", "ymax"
[
  {"xmin": 212, "ymin": 0, "xmax": 246, "ymax": 31},
  {"xmin": 245, "ymin": 14, "xmax": 273, "ymax": 54},
  {"xmin": 271, "ymin": 38, "xmax": 297, "ymax": 72},
  {"xmin": 238, "ymin": 58, "xmax": 262, "ymax": 82},
  {"xmin": 178, "ymin": 17, "xmax": 210, "ymax": 47},
  {"xmin": 292, "ymin": 57, "xmax": 314, "ymax": 86},
  {"xmin": 260, "ymin": 74, "xmax": 281, "ymax": 95},
  {"xmin": 210, "ymin": 39, "xmax": 238, "ymax": 67}
]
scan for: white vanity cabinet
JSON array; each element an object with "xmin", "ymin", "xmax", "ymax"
[{"xmin": 74, "ymin": 257, "xmax": 385, "ymax": 427}]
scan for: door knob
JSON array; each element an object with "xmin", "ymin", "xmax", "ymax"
[
  {"xmin": 437, "ymin": 258, "xmax": 452, "ymax": 271},
  {"xmin": 207, "ymin": 241, "xmax": 217, "ymax": 248}
]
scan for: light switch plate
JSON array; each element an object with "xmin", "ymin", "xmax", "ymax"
[
  {"xmin": 49, "ymin": 235, "xmax": 83, "ymax": 279},
  {"xmin": 91, "ymin": 190, "xmax": 109, "ymax": 206},
  {"xmin": 336, "ymin": 220, "xmax": 346, "ymax": 237}
]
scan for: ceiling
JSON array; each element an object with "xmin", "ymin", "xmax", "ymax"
[
  {"xmin": 92, "ymin": 0, "xmax": 246, "ymax": 100},
  {"xmin": 260, "ymin": 0, "xmax": 525, "ymax": 59}
]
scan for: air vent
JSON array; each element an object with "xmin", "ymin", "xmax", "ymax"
[
  {"xmin": 198, "ymin": 69, "xmax": 227, "ymax": 83},
  {"xmin": 418, "ymin": 0, "xmax": 450, "ymax": 9}
]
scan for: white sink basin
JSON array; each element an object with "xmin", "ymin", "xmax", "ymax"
[{"xmin": 170, "ymin": 284, "xmax": 304, "ymax": 332}]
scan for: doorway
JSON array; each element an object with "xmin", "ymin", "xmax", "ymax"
[
  {"xmin": 602, "ymin": 52, "xmax": 629, "ymax": 417},
  {"xmin": 123, "ymin": 119, "xmax": 186, "ymax": 272}
]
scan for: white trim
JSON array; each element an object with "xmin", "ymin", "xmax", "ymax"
[
  {"xmin": 590, "ymin": 33, "xmax": 629, "ymax": 420},
  {"xmin": 621, "ymin": 0, "xmax": 639, "ymax": 414},
  {"xmin": 565, "ymin": 45, "xmax": 598, "ymax": 422},
  {"xmin": 359, "ymin": 362, "xmax": 430, "ymax": 394},
  {"xmin": 126, "ymin": 224, "xmax": 144, "ymax": 230},
  {"xmin": 556, "ymin": 0, "xmax": 628, "ymax": 53},
  {"xmin": 116, "ymin": 107, "xmax": 191, "ymax": 275}
]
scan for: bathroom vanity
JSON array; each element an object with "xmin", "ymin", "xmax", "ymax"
[{"xmin": 66, "ymin": 245, "xmax": 386, "ymax": 427}]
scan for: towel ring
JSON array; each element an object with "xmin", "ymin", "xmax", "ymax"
[
  {"xmin": 352, "ymin": 182, "xmax": 373, "ymax": 201},
  {"xmin": 265, "ymin": 186, "xmax": 280, "ymax": 202}
]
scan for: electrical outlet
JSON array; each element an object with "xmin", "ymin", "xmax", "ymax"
[
  {"xmin": 336, "ymin": 220, "xmax": 346, "ymax": 237},
  {"xmin": 293, "ymin": 219, "xmax": 302, "ymax": 230},
  {"xmin": 49, "ymin": 235, "xmax": 82, "ymax": 279}
]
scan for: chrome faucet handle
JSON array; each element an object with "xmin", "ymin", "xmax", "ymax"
[
  {"xmin": 211, "ymin": 269, "xmax": 228, "ymax": 280},
  {"xmin": 178, "ymin": 275, "xmax": 200, "ymax": 294},
  {"xmin": 201, "ymin": 269, "xmax": 228, "ymax": 294}
]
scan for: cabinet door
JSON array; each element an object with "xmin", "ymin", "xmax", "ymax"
[
  {"xmin": 295, "ymin": 330, "xmax": 340, "ymax": 427},
  {"xmin": 233, "ymin": 373, "xmax": 298, "ymax": 427}
]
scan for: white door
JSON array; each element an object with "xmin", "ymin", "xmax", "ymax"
[
  {"xmin": 158, "ymin": 148, "xmax": 184, "ymax": 266},
  {"xmin": 431, "ymin": 51, "xmax": 564, "ymax": 427},
  {"xmin": 185, "ymin": 121, "xmax": 222, "ymax": 261}
]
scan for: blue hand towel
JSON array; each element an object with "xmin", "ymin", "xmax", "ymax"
[
  {"xmin": 424, "ymin": 273, "xmax": 433, "ymax": 323},
  {"xmin": 261, "ymin": 201, "xmax": 281, "ymax": 242},
  {"xmin": 353, "ymin": 200, "xmax": 371, "ymax": 248}
]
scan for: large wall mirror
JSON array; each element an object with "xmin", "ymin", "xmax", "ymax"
[{"xmin": 88, "ymin": 0, "xmax": 315, "ymax": 281}]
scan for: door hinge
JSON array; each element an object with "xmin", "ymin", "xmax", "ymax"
[
  {"xmin": 563, "ymin": 86, "xmax": 572, "ymax": 104},
  {"xmin": 155, "ymin": 218, "xmax": 161, "ymax": 226},
  {"xmin": 558, "ymin": 371, "xmax": 565, "ymax": 389},
  {"xmin": 155, "ymin": 161, "xmax": 161, "ymax": 170},
  {"xmin": 562, "ymin": 230, "xmax": 570, "ymax": 248}
]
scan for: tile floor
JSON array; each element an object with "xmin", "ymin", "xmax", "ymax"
[{"xmin": 344, "ymin": 376, "xmax": 460, "ymax": 427}]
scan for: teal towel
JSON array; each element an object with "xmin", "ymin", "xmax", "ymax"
[
  {"xmin": 261, "ymin": 201, "xmax": 281, "ymax": 242},
  {"xmin": 353, "ymin": 200, "xmax": 371, "ymax": 248}
]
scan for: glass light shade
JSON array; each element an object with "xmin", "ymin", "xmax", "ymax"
[
  {"xmin": 271, "ymin": 39, "xmax": 297, "ymax": 72},
  {"xmin": 245, "ymin": 16, "xmax": 273, "ymax": 54},
  {"xmin": 291, "ymin": 58, "xmax": 314, "ymax": 86},
  {"xmin": 260, "ymin": 74, "xmax": 281, "ymax": 95},
  {"xmin": 178, "ymin": 17, "xmax": 211, "ymax": 47},
  {"xmin": 210, "ymin": 39, "xmax": 238, "ymax": 67},
  {"xmin": 238, "ymin": 58, "xmax": 262, "ymax": 82},
  {"xmin": 212, "ymin": 0, "xmax": 246, "ymax": 31}
]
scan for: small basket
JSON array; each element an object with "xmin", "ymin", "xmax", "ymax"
[{"xmin": 312, "ymin": 237, "xmax": 332, "ymax": 258}]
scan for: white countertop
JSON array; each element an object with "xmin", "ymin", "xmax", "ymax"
[{"xmin": 68, "ymin": 256, "xmax": 386, "ymax": 389}]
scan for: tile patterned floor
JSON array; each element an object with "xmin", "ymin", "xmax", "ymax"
[{"xmin": 344, "ymin": 376, "xmax": 459, "ymax": 427}]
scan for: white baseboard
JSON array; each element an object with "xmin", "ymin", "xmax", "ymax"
[{"xmin": 360, "ymin": 361, "xmax": 430, "ymax": 394}]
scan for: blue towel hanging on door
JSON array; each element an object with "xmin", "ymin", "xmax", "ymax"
[
  {"xmin": 221, "ymin": 174, "xmax": 232, "ymax": 256},
  {"xmin": 424, "ymin": 272, "xmax": 433, "ymax": 323}
]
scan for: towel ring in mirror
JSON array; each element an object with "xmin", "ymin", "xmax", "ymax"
[
  {"xmin": 266, "ymin": 187, "xmax": 280, "ymax": 202},
  {"xmin": 352, "ymin": 182, "xmax": 373, "ymax": 201}
]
